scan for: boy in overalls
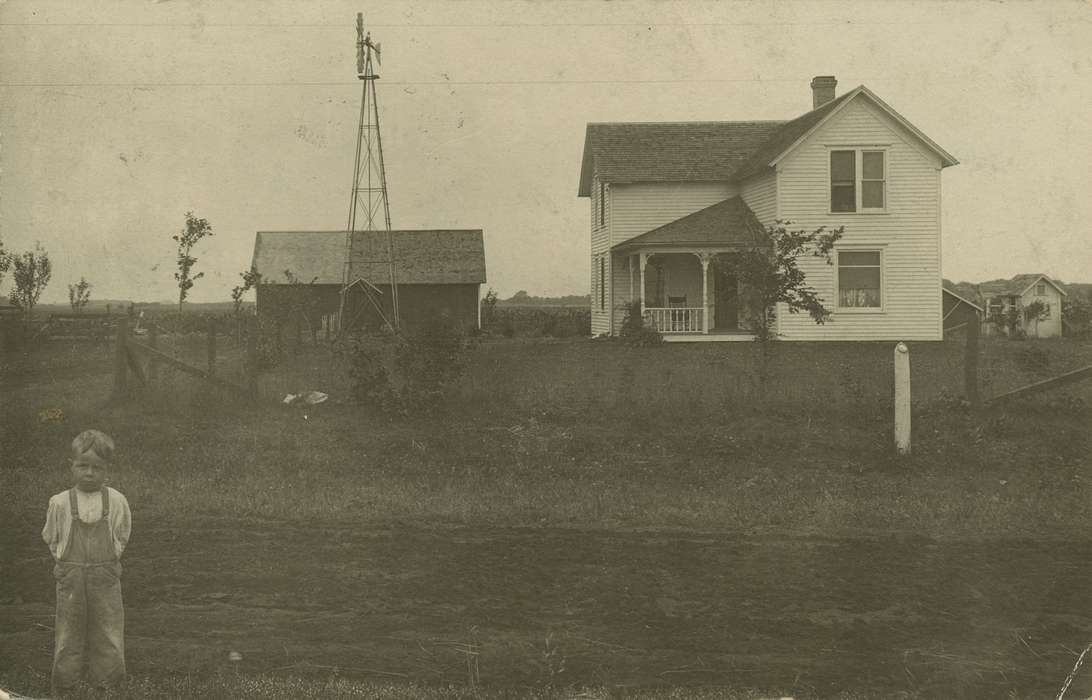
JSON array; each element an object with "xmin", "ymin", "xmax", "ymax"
[{"xmin": 42, "ymin": 430, "xmax": 132, "ymax": 694}]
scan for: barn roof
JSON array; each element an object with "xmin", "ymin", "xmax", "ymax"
[
  {"xmin": 611, "ymin": 197, "xmax": 766, "ymax": 252},
  {"xmin": 252, "ymin": 230, "xmax": 486, "ymax": 285}
]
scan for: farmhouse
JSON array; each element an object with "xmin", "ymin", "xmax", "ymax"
[
  {"xmin": 578, "ymin": 76, "xmax": 959, "ymax": 341},
  {"xmin": 250, "ymin": 230, "xmax": 486, "ymax": 332},
  {"xmin": 979, "ymin": 273, "xmax": 1067, "ymax": 338}
]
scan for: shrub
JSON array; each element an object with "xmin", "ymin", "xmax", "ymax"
[
  {"xmin": 338, "ymin": 313, "xmax": 471, "ymax": 416},
  {"xmin": 619, "ymin": 301, "xmax": 662, "ymax": 347},
  {"xmin": 396, "ymin": 313, "xmax": 471, "ymax": 413}
]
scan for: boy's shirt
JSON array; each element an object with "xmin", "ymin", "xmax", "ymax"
[{"xmin": 42, "ymin": 487, "xmax": 132, "ymax": 560}]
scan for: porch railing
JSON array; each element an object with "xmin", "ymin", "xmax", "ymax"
[{"xmin": 645, "ymin": 307, "xmax": 704, "ymax": 333}]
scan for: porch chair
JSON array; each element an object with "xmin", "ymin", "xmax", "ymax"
[{"xmin": 667, "ymin": 295, "xmax": 687, "ymax": 332}]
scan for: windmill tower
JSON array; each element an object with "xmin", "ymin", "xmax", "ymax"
[{"xmin": 339, "ymin": 12, "xmax": 399, "ymax": 331}]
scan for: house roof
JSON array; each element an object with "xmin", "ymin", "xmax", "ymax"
[
  {"xmin": 611, "ymin": 197, "xmax": 766, "ymax": 252},
  {"xmin": 577, "ymin": 121, "xmax": 785, "ymax": 196},
  {"xmin": 578, "ymin": 84, "xmax": 959, "ymax": 196},
  {"xmin": 978, "ymin": 274, "xmax": 1067, "ymax": 298},
  {"xmin": 252, "ymin": 230, "xmax": 486, "ymax": 285}
]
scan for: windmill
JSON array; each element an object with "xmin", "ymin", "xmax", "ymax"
[{"xmin": 339, "ymin": 12, "xmax": 399, "ymax": 332}]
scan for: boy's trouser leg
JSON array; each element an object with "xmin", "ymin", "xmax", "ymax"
[
  {"xmin": 85, "ymin": 562, "xmax": 126, "ymax": 687},
  {"xmin": 51, "ymin": 564, "xmax": 87, "ymax": 692}
]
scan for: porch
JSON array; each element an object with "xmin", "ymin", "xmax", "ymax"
[
  {"xmin": 608, "ymin": 196, "xmax": 767, "ymax": 341},
  {"xmin": 625, "ymin": 250, "xmax": 756, "ymax": 340}
]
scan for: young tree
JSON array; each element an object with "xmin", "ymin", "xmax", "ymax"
[
  {"xmin": 173, "ymin": 211, "xmax": 213, "ymax": 313},
  {"xmin": 0, "ymin": 235, "xmax": 11, "ymax": 290},
  {"xmin": 1022, "ymin": 300, "xmax": 1048, "ymax": 338},
  {"xmin": 230, "ymin": 267, "xmax": 262, "ymax": 315},
  {"xmin": 721, "ymin": 219, "xmax": 844, "ymax": 385},
  {"xmin": 68, "ymin": 277, "xmax": 93, "ymax": 313},
  {"xmin": 9, "ymin": 242, "xmax": 53, "ymax": 321}
]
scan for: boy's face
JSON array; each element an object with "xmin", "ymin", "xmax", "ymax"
[{"xmin": 71, "ymin": 452, "xmax": 108, "ymax": 492}]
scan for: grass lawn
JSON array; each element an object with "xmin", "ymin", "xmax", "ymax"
[{"xmin": 1, "ymin": 335, "xmax": 1090, "ymax": 698}]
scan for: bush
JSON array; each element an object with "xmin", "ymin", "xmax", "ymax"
[
  {"xmin": 619, "ymin": 301, "xmax": 662, "ymax": 347},
  {"xmin": 396, "ymin": 314, "xmax": 471, "ymax": 413},
  {"xmin": 338, "ymin": 314, "xmax": 471, "ymax": 416}
]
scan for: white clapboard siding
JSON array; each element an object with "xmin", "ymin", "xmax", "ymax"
[
  {"xmin": 775, "ymin": 95, "xmax": 944, "ymax": 341},
  {"xmin": 740, "ymin": 170, "xmax": 777, "ymax": 225},
  {"xmin": 610, "ymin": 182, "xmax": 736, "ymax": 247}
]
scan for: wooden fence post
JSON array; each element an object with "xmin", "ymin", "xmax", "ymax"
[
  {"xmin": 964, "ymin": 318, "xmax": 980, "ymax": 407},
  {"xmin": 113, "ymin": 316, "xmax": 129, "ymax": 400},
  {"xmin": 148, "ymin": 324, "xmax": 159, "ymax": 386},
  {"xmin": 894, "ymin": 342, "xmax": 911, "ymax": 455},
  {"xmin": 207, "ymin": 317, "xmax": 217, "ymax": 376},
  {"xmin": 246, "ymin": 316, "xmax": 259, "ymax": 400}
]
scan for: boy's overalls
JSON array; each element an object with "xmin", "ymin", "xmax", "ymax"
[{"xmin": 52, "ymin": 488, "xmax": 126, "ymax": 691}]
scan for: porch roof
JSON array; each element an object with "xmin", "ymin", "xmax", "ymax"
[{"xmin": 611, "ymin": 197, "xmax": 767, "ymax": 253}]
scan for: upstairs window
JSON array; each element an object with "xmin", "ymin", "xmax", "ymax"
[
  {"xmin": 837, "ymin": 250, "xmax": 882, "ymax": 308},
  {"xmin": 1035, "ymin": 283, "xmax": 1046, "ymax": 296},
  {"xmin": 831, "ymin": 149, "xmax": 886, "ymax": 212}
]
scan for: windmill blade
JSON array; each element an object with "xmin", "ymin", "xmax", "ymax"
[
  {"xmin": 375, "ymin": 42, "xmax": 382, "ymax": 65},
  {"xmin": 356, "ymin": 13, "xmax": 365, "ymax": 74}
]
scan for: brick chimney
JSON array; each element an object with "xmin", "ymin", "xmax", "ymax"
[{"xmin": 811, "ymin": 76, "xmax": 837, "ymax": 109}]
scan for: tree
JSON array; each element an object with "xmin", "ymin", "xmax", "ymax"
[
  {"xmin": 8, "ymin": 242, "xmax": 53, "ymax": 321},
  {"xmin": 480, "ymin": 288, "xmax": 498, "ymax": 327},
  {"xmin": 0, "ymin": 235, "xmax": 11, "ymax": 291},
  {"xmin": 230, "ymin": 267, "xmax": 262, "ymax": 315},
  {"xmin": 721, "ymin": 219, "xmax": 844, "ymax": 385},
  {"xmin": 1022, "ymin": 300, "xmax": 1048, "ymax": 338},
  {"xmin": 68, "ymin": 277, "xmax": 92, "ymax": 313},
  {"xmin": 173, "ymin": 211, "xmax": 213, "ymax": 313},
  {"xmin": 1063, "ymin": 296, "xmax": 1091, "ymax": 336}
]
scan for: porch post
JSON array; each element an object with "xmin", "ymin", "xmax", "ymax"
[
  {"xmin": 628, "ymin": 255, "xmax": 635, "ymax": 304},
  {"xmin": 639, "ymin": 253, "xmax": 649, "ymax": 317},
  {"xmin": 699, "ymin": 253, "xmax": 711, "ymax": 334}
]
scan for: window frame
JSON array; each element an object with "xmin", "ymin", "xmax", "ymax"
[
  {"xmin": 599, "ymin": 256, "xmax": 606, "ymax": 310},
  {"xmin": 834, "ymin": 247, "xmax": 885, "ymax": 313},
  {"xmin": 598, "ymin": 180, "xmax": 606, "ymax": 228},
  {"xmin": 1035, "ymin": 283, "xmax": 1046, "ymax": 296},
  {"xmin": 827, "ymin": 147, "xmax": 889, "ymax": 214}
]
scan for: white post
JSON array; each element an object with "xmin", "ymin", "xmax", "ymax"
[
  {"xmin": 628, "ymin": 255, "xmax": 635, "ymax": 304},
  {"xmin": 699, "ymin": 253, "xmax": 711, "ymax": 334},
  {"xmin": 639, "ymin": 253, "xmax": 648, "ymax": 317},
  {"xmin": 894, "ymin": 342, "xmax": 911, "ymax": 455}
]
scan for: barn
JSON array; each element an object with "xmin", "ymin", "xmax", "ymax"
[{"xmin": 250, "ymin": 230, "xmax": 486, "ymax": 333}]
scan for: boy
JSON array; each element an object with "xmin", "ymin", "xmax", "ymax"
[{"xmin": 42, "ymin": 430, "xmax": 132, "ymax": 694}]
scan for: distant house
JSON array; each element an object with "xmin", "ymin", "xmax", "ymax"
[
  {"xmin": 979, "ymin": 274, "xmax": 1067, "ymax": 338},
  {"xmin": 250, "ymin": 230, "xmax": 486, "ymax": 332},
  {"xmin": 578, "ymin": 75, "xmax": 959, "ymax": 341},
  {"xmin": 941, "ymin": 283, "xmax": 983, "ymax": 335}
]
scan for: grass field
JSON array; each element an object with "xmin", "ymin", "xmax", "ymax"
[{"xmin": 1, "ymin": 335, "xmax": 1090, "ymax": 698}]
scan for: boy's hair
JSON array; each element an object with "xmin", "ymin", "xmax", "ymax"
[{"xmin": 72, "ymin": 430, "xmax": 115, "ymax": 463}]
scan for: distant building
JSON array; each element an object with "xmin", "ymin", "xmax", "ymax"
[
  {"xmin": 979, "ymin": 273, "xmax": 1067, "ymax": 338},
  {"xmin": 250, "ymin": 230, "xmax": 486, "ymax": 333}
]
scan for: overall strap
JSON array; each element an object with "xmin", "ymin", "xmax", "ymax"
[
  {"xmin": 68, "ymin": 488, "xmax": 79, "ymax": 518},
  {"xmin": 101, "ymin": 488, "xmax": 110, "ymax": 517}
]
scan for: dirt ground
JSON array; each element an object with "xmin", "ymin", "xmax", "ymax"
[{"xmin": 2, "ymin": 518, "xmax": 1089, "ymax": 699}]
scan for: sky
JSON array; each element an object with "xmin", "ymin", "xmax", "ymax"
[{"xmin": 1, "ymin": 0, "xmax": 1090, "ymax": 304}]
